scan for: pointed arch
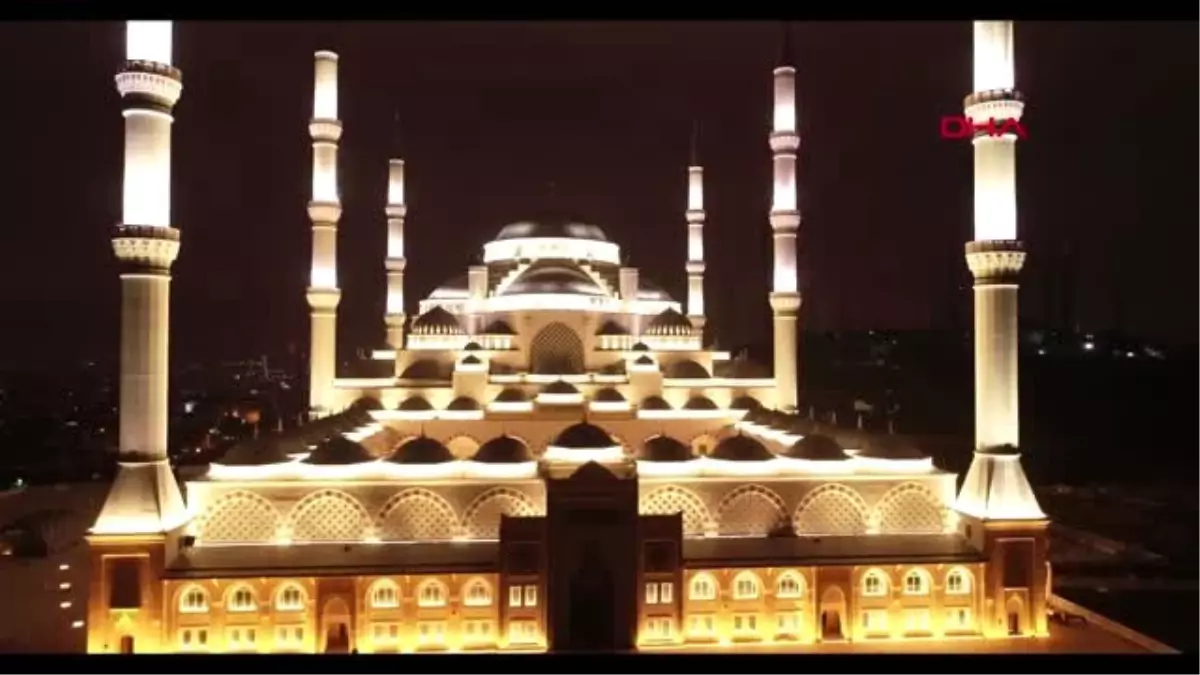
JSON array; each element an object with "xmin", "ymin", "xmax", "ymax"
[
  {"xmin": 871, "ymin": 482, "xmax": 947, "ymax": 534},
  {"xmin": 194, "ymin": 490, "xmax": 281, "ymax": 544},
  {"xmin": 462, "ymin": 487, "xmax": 540, "ymax": 539},
  {"xmin": 377, "ymin": 488, "xmax": 459, "ymax": 541},
  {"xmin": 287, "ymin": 489, "xmax": 373, "ymax": 542},
  {"xmin": 530, "ymin": 321, "xmax": 585, "ymax": 374},
  {"xmin": 639, "ymin": 485, "xmax": 712, "ymax": 537},
  {"xmin": 792, "ymin": 484, "xmax": 869, "ymax": 536},
  {"xmin": 715, "ymin": 484, "xmax": 789, "ymax": 536}
]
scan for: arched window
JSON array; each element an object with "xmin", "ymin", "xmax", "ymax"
[
  {"xmin": 463, "ymin": 579, "xmax": 491, "ymax": 607},
  {"xmin": 862, "ymin": 570, "xmax": 888, "ymax": 597},
  {"xmin": 904, "ymin": 569, "xmax": 930, "ymax": 595},
  {"xmin": 689, "ymin": 574, "xmax": 717, "ymax": 601},
  {"xmin": 732, "ymin": 571, "xmax": 761, "ymax": 600},
  {"xmin": 227, "ymin": 585, "xmax": 257, "ymax": 612},
  {"xmin": 370, "ymin": 580, "xmax": 400, "ymax": 609},
  {"xmin": 417, "ymin": 580, "xmax": 447, "ymax": 608},
  {"xmin": 275, "ymin": 583, "xmax": 305, "ymax": 612},
  {"xmin": 776, "ymin": 572, "xmax": 805, "ymax": 599},
  {"xmin": 946, "ymin": 568, "xmax": 970, "ymax": 595},
  {"xmin": 179, "ymin": 586, "xmax": 209, "ymax": 613}
]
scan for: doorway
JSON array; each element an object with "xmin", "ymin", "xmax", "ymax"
[
  {"xmin": 321, "ymin": 597, "xmax": 353, "ymax": 653},
  {"xmin": 820, "ymin": 610, "xmax": 843, "ymax": 640},
  {"xmin": 562, "ymin": 539, "xmax": 616, "ymax": 651},
  {"xmin": 1005, "ymin": 596, "xmax": 1024, "ymax": 636},
  {"xmin": 818, "ymin": 585, "xmax": 847, "ymax": 641},
  {"xmin": 119, "ymin": 635, "xmax": 134, "ymax": 654}
]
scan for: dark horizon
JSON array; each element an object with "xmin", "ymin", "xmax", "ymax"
[{"xmin": 0, "ymin": 21, "xmax": 1195, "ymax": 367}]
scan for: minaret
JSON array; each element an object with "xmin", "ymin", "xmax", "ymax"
[
  {"xmin": 955, "ymin": 21, "xmax": 1043, "ymax": 522},
  {"xmin": 92, "ymin": 21, "xmax": 187, "ymax": 536},
  {"xmin": 768, "ymin": 27, "xmax": 802, "ymax": 412},
  {"xmin": 384, "ymin": 117, "xmax": 407, "ymax": 349},
  {"xmin": 955, "ymin": 21, "xmax": 1048, "ymax": 640},
  {"xmin": 685, "ymin": 122, "xmax": 707, "ymax": 336},
  {"xmin": 306, "ymin": 50, "xmax": 342, "ymax": 418}
]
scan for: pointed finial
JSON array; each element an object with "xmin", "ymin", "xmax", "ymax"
[
  {"xmin": 777, "ymin": 22, "xmax": 794, "ymax": 67},
  {"xmin": 689, "ymin": 120, "xmax": 700, "ymax": 166},
  {"xmin": 391, "ymin": 111, "xmax": 404, "ymax": 156}
]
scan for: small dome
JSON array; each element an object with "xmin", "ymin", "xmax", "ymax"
[
  {"xmin": 493, "ymin": 387, "xmax": 529, "ymax": 403},
  {"xmin": 500, "ymin": 262, "xmax": 606, "ymax": 297},
  {"xmin": 785, "ymin": 416, "xmax": 820, "ymax": 437},
  {"xmin": 218, "ymin": 437, "xmax": 291, "ymax": 466},
  {"xmin": 782, "ymin": 434, "xmax": 847, "ymax": 461},
  {"xmin": 495, "ymin": 219, "xmax": 609, "ymax": 243},
  {"xmin": 683, "ymin": 396, "xmax": 718, "ymax": 410},
  {"xmin": 595, "ymin": 320, "xmax": 629, "ymax": 336},
  {"xmin": 482, "ymin": 319, "xmax": 516, "ymax": 335},
  {"xmin": 462, "ymin": 354, "xmax": 482, "ymax": 365},
  {"xmin": 637, "ymin": 278, "xmax": 675, "ymax": 302},
  {"xmin": 551, "ymin": 422, "xmax": 616, "ymax": 449},
  {"xmin": 639, "ymin": 435, "xmax": 693, "ymax": 462},
  {"xmin": 398, "ymin": 396, "xmax": 434, "ymax": 411},
  {"xmin": 429, "ymin": 275, "xmax": 469, "ymax": 300},
  {"xmin": 400, "ymin": 359, "xmax": 453, "ymax": 380},
  {"xmin": 717, "ymin": 356, "xmax": 771, "ymax": 379},
  {"xmin": 388, "ymin": 436, "xmax": 455, "ymax": 464},
  {"xmin": 631, "ymin": 342, "xmax": 650, "ymax": 352},
  {"xmin": 411, "ymin": 306, "xmax": 464, "ymax": 335},
  {"xmin": 464, "ymin": 341, "xmax": 483, "ymax": 351},
  {"xmin": 730, "ymin": 395, "xmax": 763, "ymax": 411},
  {"xmin": 741, "ymin": 407, "xmax": 771, "ymax": 425},
  {"xmin": 473, "ymin": 435, "xmax": 534, "ymax": 463},
  {"xmin": 542, "ymin": 380, "xmax": 580, "ymax": 395},
  {"xmin": 767, "ymin": 410, "xmax": 795, "ymax": 432},
  {"xmin": 645, "ymin": 308, "xmax": 694, "ymax": 337},
  {"xmin": 446, "ymin": 396, "xmax": 481, "ymax": 411},
  {"xmin": 303, "ymin": 435, "xmax": 375, "ymax": 465},
  {"xmin": 349, "ymin": 397, "xmax": 383, "ymax": 412},
  {"xmin": 859, "ymin": 435, "xmax": 927, "ymax": 460},
  {"xmin": 640, "ymin": 395, "xmax": 671, "ymax": 411},
  {"xmin": 664, "ymin": 359, "xmax": 710, "ymax": 379},
  {"xmin": 711, "ymin": 433, "xmax": 773, "ymax": 461},
  {"xmin": 592, "ymin": 387, "xmax": 626, "ymax": 402},
  {"xmin": 633, "ymin": 355, "xmax": 655, "ymax": 366}
]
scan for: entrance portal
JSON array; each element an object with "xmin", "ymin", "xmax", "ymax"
[
  {"xmin": 1005, "ymin": 596, "xmax": 1024, "ymax": 636},
  {"xmin": 818, "ymin": 585, "xmax": 847, "ymax": 641},
  {"xmin": 320, "ymin": 597, "xmax": 353, "ymax": 653},
  {"xmin": 563, "ymin": 538, "xmax": 616, "ymax": 651},
  {"xmin": 119, "ymin": 635, "xmax": 134, "ymax": 654},
  {"xmin": 821, "ymin": 610, "xmax": 843, "ymax": 640}
]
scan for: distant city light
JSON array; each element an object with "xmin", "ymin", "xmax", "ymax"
[
  {"xmin": 1037, "ymin": 348, "xmax": 1046, "ymax": 356},
  {"xmin": 184, "ymin": 401, "xmax": 196, "ymax": 414},
  {"xmin": 1124, "ymin": 351, "xmax": 1135, "ymax": 358},
  {"xmin": 1082, "ymin": 341, "xmax": 1095, "ymax": 351}
]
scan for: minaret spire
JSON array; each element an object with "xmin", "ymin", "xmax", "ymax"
[
  {"xmin": 685, "ymin": 120, "xmax": 707, "ymax": 335},
  {"xmin": 768, "ymin": 25, "xmax": 802, "ymax": 412},
  {"xmin": 306, "ymin": 50, "xmax": 343, "ymax": 418},
  {"xmin": 94, "ymin": 20, "xmax": 188, "ymax": 536},
  {"xmin": 384, "ymin": 112, "xmax": 408, "ymax": 349}
]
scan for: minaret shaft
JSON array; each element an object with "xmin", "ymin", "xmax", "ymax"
[
  {"xmin": 769, "ymin": 62, "xmax": 801, "ymax": 412},
  {"xmin": 686, "ymin": 164, "xmax": 706, "ymax": 329},
  {"xmin": 385, "ymin": 159, "xmax": 407, "ymax": 348},
  {"xmin": 307, "ymin": 51, "xmax": 342, "ymax": 417}
]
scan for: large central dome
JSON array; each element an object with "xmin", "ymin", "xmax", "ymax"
[{"xmin": 494, "ymin": 218, "xmax": 609, "ymax": 243}]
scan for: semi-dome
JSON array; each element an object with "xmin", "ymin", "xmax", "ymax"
[
  {"xmin": 683, "ymin": 396, "xmax": 718, "ymax": 410},
  {"xmin": 730, "ymin": 395, "xmax": 763, "ymax": 411},
  {"xmin": 710, "ymin": 433, "xmax": 774, "ymax": 461},
  {"xmin": 398, "ymin": 396, "xmax": 434, "ymax": 411},
  {"xmin": 500, "ymin": 262, "xmax": 606, "ymax": 297},
  {"xmin": 633, "ymin": 355, "xmax": 655, "ymax": 366},
  {"xmin": 782, "ymin": 434, "xmax": 848, "ymax": 461},
  {"xmin": 551, "ymin": 422, "xmax": 616, "ymax": 449},
  {"xmin": 387, "ymin": 436, "xmax": 455, "ymax": 464},
  {"xmin": 411, "ymin": 306, "xmax": 464, "ymax": 335},
  {"xmin": 493, "ymin": 388, "xmax": 528, "ymax": 403},
  {"xmin": 218, "ymin": 436, "xmax": 292, "ymax": 466},
  {"xmin": 446, "ymin": 396, "xmax": 482, "ymax": 411},
  {"xmin": 595, "ymin": 320, "xmax": 629, "ymax": 336},
  {"xmin": 639, "ymin": 435, "xmax": 693, "ymax": 462},
  {"xmin": 859, "ymin": 434, "xmax": 927, "ymax": 460},
  {"xmin": 461, "ymin": 354, "xmax": 482, "ymax": 365},
  {"xmin": 495, "ymin": 219, "xmax": 609, "ymax": 243},
  {"xmin": 592, "ymin": 387, "xmax": 626, "ymax": 402},
  {"xmin": 542, "ymin": 380, "xmax": 580, "ymax": 395},
  {"xmin": 400, "ymin": 359, "xmax": 453, "ymax": 380},
  {"xmin": 464, "ymin": 341, "xmax": 483, "ymax": 351},
  {"xmin": 428, "ymin": 275, "xmax": 469, "ymax": 300},
  {"xmin": 637, "ymin": 278, "xmax": 675, "ymax": 302},
  {"xmin": 664, "ymin": 359, "xmax": 710, "ymax": 379},
  {"xmin": 473, "ymin": 435, "xmax": 533, "ymax": 463},
  {"xmin": 645, "ymin": 308, "xmax": 694, "ymax": 337},
  {"xmin": 303, "ymin": 435, "xmax": 375, "ymax": 465},
  {"xmin": 631, "ymin": 342, "xmax": 650, "ymax": 352},
  {"xmin": 640, "ymin": 395, "xmax": 671, "ymax": 410},
  {"xmin": 482, "ymin": 319, "xmax": 516, "ymax": 335}
]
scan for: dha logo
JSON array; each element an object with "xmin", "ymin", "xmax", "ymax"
[{"xmin": 941, "ymin": 116, "xmax": 1028, "ymax": 140}]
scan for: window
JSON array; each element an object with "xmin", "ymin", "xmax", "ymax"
[
  {"xmin": 226, "ymin": 627, "xmax": 257, "ymax": 652},
  {"xmin": 903, "ymin": 570, "xmax": 929, "ymax": 595},
  {"xmin": 227, "ymin": 586, "xmax": 256, "ymax": 612},
  {"xmin": 659, "ymin": 582, "xmax": 673, "ymax": 604},
  {"xmin": 417, "ymin": 581, "xmax": 447, "ymax": 608},
  {"xmin": 776, "ymin": 572, "xmax": 803, "ymax": 599},
  {"xmin": 687, "ymin": 614, "xmax": 715, "ymax": 637},
  {"xmin": 509, "ymin": 585, "xmax": 523, "ymax": 607},
  {"xmin": 732, "ymin": 614, "xmax": 758, "ymax": 635},
  {"xmin": 904, "ymin": 608, "xmax": 931, "ymax": 633},
  {"xmin": 946, "ymin": 607, "xmax": 972, "ymax": 631},
  {"xmin": 179, "ymin": 587, "xmax": 208, "ymax": 613},
  {"xmin": 946, "ymin": 569, "xmax": 970, "ymax": 595},
  {"xmin": 275, "ymin": 584, "xmax": 305, "ymax": 611},
  {"xmin": 523, "ymin": 584, "xmax": 537, "ymax": 607},
  {"xmin": 463, "ymin": 579, "xmax": 491, "ymax": 607},
  {"xmin": 508, "ymin": 620, "xmax": 538, "ymax": 644},
  {"xmin": 862, "ymin": 571, "xmax": 887, "ymax": 597},
  {"xmin": 733, "ymin": 573, "xmax": 761, "ymax": 600},
  {"xmin": 463, "ymin": 620, "xmax": 493, "ymax": 643},
  {"xmin": 178, "ymin": 628, "xmax": 208, "ymax": 652},
  {"xmin": 417, "ymin": 621, "xmax": 446, "ymax": 647},
  {"xmin": 645, "ymin": 582, "xmax": 659, "ymax": 605},
  {"xmin": 275, "ymin": 625, "xmax": 304, "ymax": 649},
  {"xmin": 862, "ymin": 609, "xmax": 888, "ymax": 633},
  {"xmin": 776, "ymin": 612, "xmax": 801, "ymax": 634},
  {"xmin": 371, "ymin": 581, "xmax": 399, "ymax": 609},
  {"xmin": 372, "ymin": 623, "xmax": 401, "ymax": 650},
  {"xmin": 689, "ymin": 574, "xmax": 717, "ymax": 601},
  {"xmin": 644, "ymin": 617, "xmax": 673, "ymax": 640}
]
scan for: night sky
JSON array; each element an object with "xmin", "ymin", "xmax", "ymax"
[{"xmin": 0, "ymin": 21, "xmax": 1194, "ymax": 368}]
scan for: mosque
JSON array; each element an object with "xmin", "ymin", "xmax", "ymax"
[{"xmin": 85, "ymin": 21, "xmax": 1050, "ymax": 653}]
